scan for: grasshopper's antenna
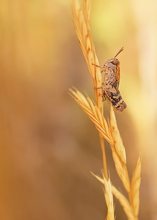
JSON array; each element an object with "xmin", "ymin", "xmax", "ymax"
[
  {"xmin": 92, "ymin": 63, "xmax": 103, "ymax": 68},
  {"xmin": 114, "ymin": 47, "xmax": 124, "ymax": 58}
]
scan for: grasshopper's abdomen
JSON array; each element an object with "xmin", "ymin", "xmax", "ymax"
[{"xmin": 106, "ymin": 90, "xmax": 127, "ymax": 112}]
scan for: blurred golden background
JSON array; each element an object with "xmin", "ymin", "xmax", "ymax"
[{"xmin": 0, "ymin": 0, "xmax": 157, "ymax": 219}]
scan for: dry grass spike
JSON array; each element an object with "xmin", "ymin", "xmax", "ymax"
[
  {"xmin": 72, "ymin": 0, "xmax": 108, "ymax": 178},
  {"xmin": 71, "ymin": 0, "xmax": 141, "ymax": 219}
]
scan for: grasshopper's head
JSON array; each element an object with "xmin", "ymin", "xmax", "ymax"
[
  {"xmin": 104, "ymin": 57, "xmax": 120, "ymax": 69},
  {"xmin": 108, "ymin": 57, "xmax": 120, "ymax": 65},
  {"xmin": 93, "ymin": 47, "xmax": 123, "ymax": 69},
  {"xmin": 104, "ymin": 47, "xmax": 123, "ymax": 67}
]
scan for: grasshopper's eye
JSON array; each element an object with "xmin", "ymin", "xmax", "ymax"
[{"xmin": 111, "ymin": 59, "xmax": 119, "ymax": 65}]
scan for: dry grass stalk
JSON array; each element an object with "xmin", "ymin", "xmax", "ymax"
[
  {"xmin": 92, "ymin": 173, "xmax": 135, "ymax": 220},
  {"xmin": 72, "ymin": 0, "xmax": 101, "ymax": 98},
  {"xmin": 91, "ymin": 172, "xmax": 115, "ymax": 220},
  {"xmin": 110, "ymin": 107, "xmax": 126, "ymax": 164},
  {"xmin": 69, "ymin": 89, "xmax": 141, "ymax": 219},
  {"xmin": 112, "ymin": 186, "xmax": 136, "ymax": 220},
  {"xmin": 111, "ymin": 149, "xmax": 130, "ymax": 192},
  {"xmin": 109, "ymin": 107, "xmax": 130, "ymax": 192},
  {"xmin": 130, "ymin": 158, "xmax": 141, "ymax": 217},
  {"xmin": 103, "ymin": 179, "xmax": 115, "ymax": 220},
  {"xmin": 69, "ymin": 88, "xmax": 112, "ymax": 144},
  {"xmin": 72, "ymin": 0, "xmax": 108, "ymax": 178},
  {"xmin": 71, "ymin": 0, "xmax": 141, "ymax": 219}
]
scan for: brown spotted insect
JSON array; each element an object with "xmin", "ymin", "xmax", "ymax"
[{"xmin": 93, "ymin": 47, "xmax": 127, "ymax": 112}]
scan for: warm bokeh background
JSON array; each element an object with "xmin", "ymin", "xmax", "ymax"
[{"xmin": 0, "ymin": 0, "xmax": 157, "ymax": 219}]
